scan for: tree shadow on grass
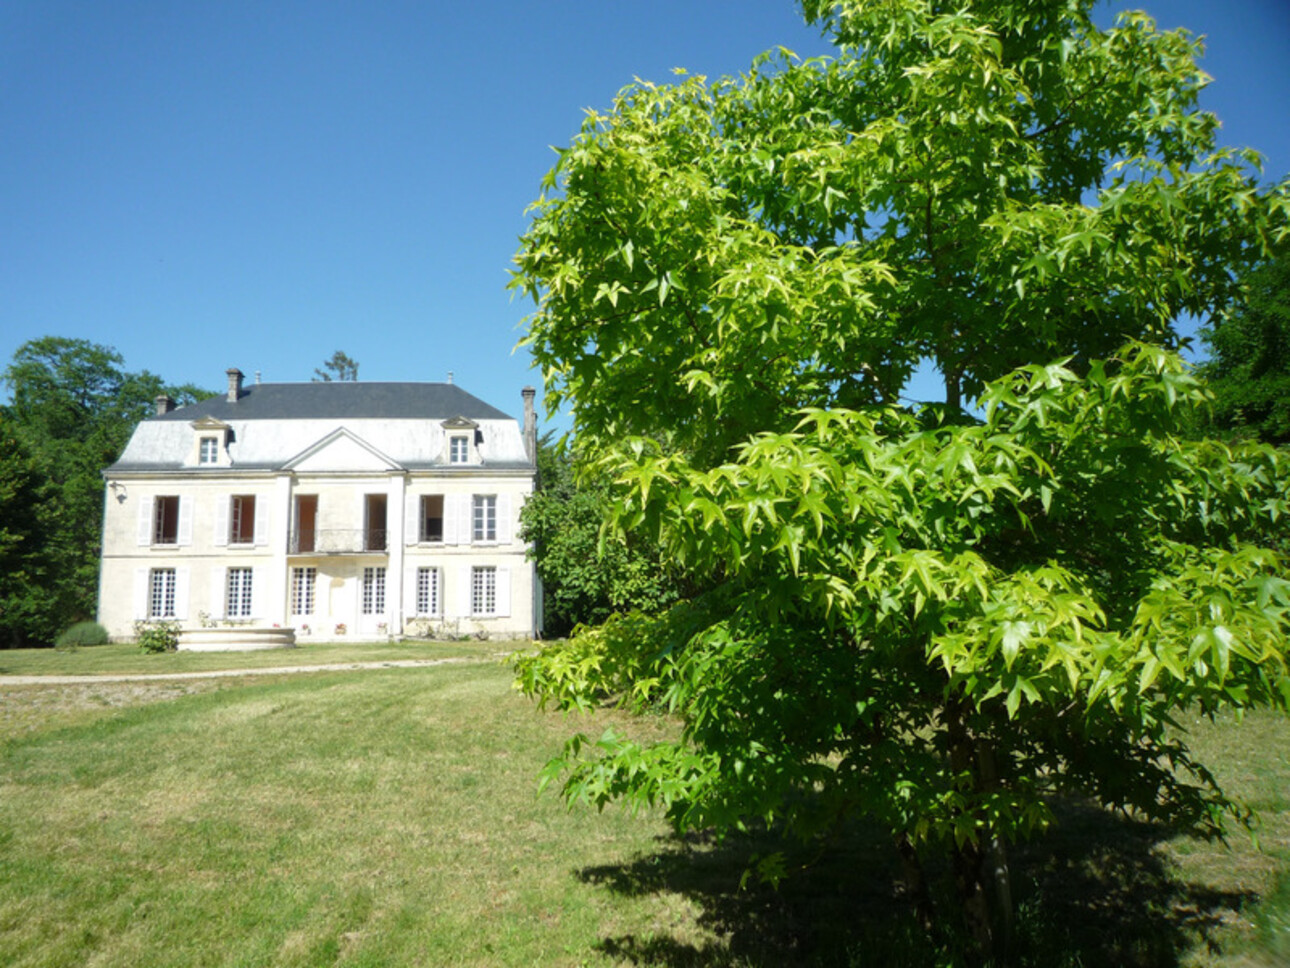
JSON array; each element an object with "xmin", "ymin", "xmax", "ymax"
[{"xmin": 578, "ymin": 800, "xmax": 1258, "ymax": 967}]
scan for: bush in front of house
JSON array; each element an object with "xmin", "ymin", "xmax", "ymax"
[
  {"xmin": 54, "ymin": 621, "xmax": 110, "ymax": 648},
  {"xmin": 133, "ymin": 620, "xmax": 179, "ymax": 653}
]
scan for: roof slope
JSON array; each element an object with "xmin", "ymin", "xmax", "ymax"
[{"xmin": 152, "ymin": 382, "xmax": 513, "ymax": 422}]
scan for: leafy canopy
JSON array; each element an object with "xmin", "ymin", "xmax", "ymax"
[
  {"xmin": 0, "ymin": 337, "xmax": 209, "ymax": 647},
  {"xmin": 510, "ymin": 0, "xmax": 1290, "ymax": 956},
  {"xmin": 1201, "ymin": 248, "xmax": 1290, "ymax": 445}
]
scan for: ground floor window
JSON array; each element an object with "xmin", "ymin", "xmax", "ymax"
[
  {"xmin": 362, "ymin": 566, "xmax": 386, "ymax": 615},
  {"xmin": 226, "ymin": 567, "xmax": 253, "ymax": 618},
  {"xmin": 149, "ymin": 568, "xmax": 177, "ymax": 618},
  {"xmin": 470, "ymin": 566, "xmax": 496, "ymax": 616},
  {"xmin": 291, "ymin": 567, "xmax": 316, "ymax": 616},
  {"xmin": 416, "ymin": 567, "xmax": 440, "ymax": 616}
]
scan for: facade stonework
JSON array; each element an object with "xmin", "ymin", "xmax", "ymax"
[{"xmin": 98, "ymin": 374, "xmax": 539, "ymax": 641}]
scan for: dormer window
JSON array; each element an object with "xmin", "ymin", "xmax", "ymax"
[
  {"xmin": 450, "ymin": 436, "xmax": 469, "ymax": 464},
  {"xmin": 190, "ymin": 416, "xmax": 231, "ymax": 467},
  {"xmin": 441, "ymin": 415, "xmax": 479, "ymax": 466}
]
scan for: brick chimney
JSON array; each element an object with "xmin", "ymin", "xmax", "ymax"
[
  {"xmin": 226, "ymin": 368, "xmax": 244, "ymax": 403},
  {"xmin": 154, "ymin": 394, "xmax": 174, "ymax": 416},
  {"xmin": 522, "ymin": 386, "xmax": 537, "ymax": 463}
]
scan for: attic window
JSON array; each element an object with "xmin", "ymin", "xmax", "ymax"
[
  {"xmin": 199, "ymin": 437, "xmax": 219, "ymax": 464},
  {"xmin": 449, "ymin": 436, "xmax": 469, "ymax": 464}
]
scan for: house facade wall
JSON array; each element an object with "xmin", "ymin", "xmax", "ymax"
[{"xmin": 98, "ymin": 385, "xmax": 538, "ymax": 643}]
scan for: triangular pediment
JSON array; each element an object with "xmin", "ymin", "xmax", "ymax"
[
  {"xmin": 191, "ymin": 416, "xmax": 230, "ymax": 431},
  {"xmin": 441, "ymin": 415, "xmax": 478, "ymax": 430},
  {"xmin": 283, "ymin": 428, "xmax": 402, "ymax": 473}
]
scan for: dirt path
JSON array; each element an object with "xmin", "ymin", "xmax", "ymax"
[{"xmin": 0, "ymin": 657, "xmax": 479, "ymax": 686}]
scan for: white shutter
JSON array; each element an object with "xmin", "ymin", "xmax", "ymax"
[
  {"xmin": 494, "ymin": 566, "xmax": 511, "ymax": 618},
  {"xmin": 497, "ymin": 494, "xmax": 512, "ymax": 544},
  {"xmin": 137, "ymin": 499, "xmax": 153, "ymax": 546},
  {"xmin": 443, "ymin": 494, "xmax": 463, "ymax": 545},
  {"xmin": 405, "ymin": 493, "xmax": 420, "ymax": 544},
  {"xmin": 213, "ymin": 498, "xmax": 229, "ymax": 546},
  {"xmin": 249, "ymin": 567, "xmax": 262, "ymax": 618},
  {"xmin": 457, "ymin": 565, "xmax": 472, "ymax": 616},
  {"xmin": 134, "ymin": 568, "xmax": 149, "ymax": 619},
  {"xmin": 208, "ymin": 567, "xmax": 226, "ymax": 620},
  {"xmin": 253, "ymin": 499, "xmax": 268, "ymax": 546},
  {"xmin": 404, "ymin": 566, "xmax": 419, "ymax": 618},
  {"xmin": 177, "ymin": 496, "xmax": 193, "ymax": 546},
  {"xmin": 174, "ymin": 568, "xmax": 190, "ymax": 620}
]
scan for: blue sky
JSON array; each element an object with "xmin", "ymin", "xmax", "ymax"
[{"xmin": 2, "ymin": 1, "xmax": 1287, "ymax": 430}]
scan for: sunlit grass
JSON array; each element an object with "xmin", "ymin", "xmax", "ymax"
[
  {"xmin": 0, "ymin": 639, "xmax": 492, "ymax": 677},
  {"xmin": 0, "ymin": 660, "xmax": 1287, "ymax": 966}
]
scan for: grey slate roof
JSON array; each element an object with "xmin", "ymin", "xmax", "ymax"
[
  {"xmin": 109, "ymin": 382, "xmax": 531, "ymax": 473},
  {"xmin": 151, "ymin": 382, "xmax": 512, "ymax": 422}
]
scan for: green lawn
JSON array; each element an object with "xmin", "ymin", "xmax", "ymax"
[
  {"xmin": 0, "ymin": 639, "xmax": 490, "ymax": 677},
  {"xmin": 1, "ymin": 660, "xmax": 1287, "ymax": 966}
]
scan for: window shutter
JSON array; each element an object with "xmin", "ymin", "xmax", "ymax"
[
  {"xmin": 497, "ymin": 494, "xmax": 512, "ymax": 544},
  {"xmin": 253, "ymin": 499, "xmax": 267, "ymax": 546},
  {"xmin": 249, "ymin": 567, "xmax": 262, "ymax": 618},
  {"xmin": 137, "ymin": 500, "xmax": 153, "ymax": 546},
  {"xmin": 208, "ymin": 567, "xmax": 226, "ymax": 620},
  {"xmin": 443, "ymin": 494, "xmax": 463, "ymax": 545},
  {"xmin": 134, "ymin": 568, "xmax": 149, "ymax": 619},
  {"xmin": 174, "ymin": 568, "xmax": 190, "ymax": 620},
  {"xmin": 214, "ymin": 499, "xmax": 229, "ymax": 546},
  {"xmin": 177, "ymin": 496, "xmax": 194, "ymax": 546},
  {"xmin": 457, "ymin": 565, "xmax": 472, "ymax": 616},
  {"xmin": 405, "ymin": 493, "xmax": 419, "ymax": 544},
  {"xmin": 404, "ymin": 566, "xmax": 419, "ymax": 619},
  {"xmin": 495, "ymin": 566, "xmax": 511, "ymax": 618}
]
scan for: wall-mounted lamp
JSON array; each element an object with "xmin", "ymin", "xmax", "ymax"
[{"xmin": 109, "ymin": 481, "xmax": 127, "ymax": 503}]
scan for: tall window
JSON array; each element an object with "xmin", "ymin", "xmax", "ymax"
[
  {"xmin": 420, "ymin": 495, "xmax": 444, "ymax": 542},
  {"xmin": 472, "ymin": 495, "xmax": 497, "ymax": 542},
  {"xmin": 416, "ymin": 567, "xmax": 440, "ymax": 616},
  {"xmin": 149, "ymin": 568, "xmax": 177, "ymax": 618},
  {"xmin": 153, "ymin": 496, "xmax": 180, "ymax": 544},
  {"xmin": 226, "ymin": 567, "xmax": 253, "ymax": 618},
  {"xmin": 449, "ymin": 436, "xmax": 469, "ymax": 464},
  {"xmin": 362, "ymin": 566, "xmax": 386, "ymax": 615},
  {"xmin": 470, "ymin": 566, "xmax": 496, "ymax": 616},
  {"xmin": 199, "ymin": 437, "xmax": 219, "ymax": 464},
  {"xmin": 290, "ymin": 567, "xmax": 316, "ymax": 616},
  {"xmin": 230, "ymin": 495, "xmax": 256, "ymax": 544}
]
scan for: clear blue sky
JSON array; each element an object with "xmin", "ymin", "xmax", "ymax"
[{"xmin": 2, "ymin": 1, "xmax": 1287, "ymax": 428}]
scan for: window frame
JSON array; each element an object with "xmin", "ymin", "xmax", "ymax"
[
  {"xmin": 149, "ymin": 568, "xmax": 177, "ymax": 618},
  {"xmin": 449, "ymin": 435, "xmax": 471, "ymax": 464},
  {"xmin": 290, "ymin": 566, "xmax": 316, "ymax": 616},
  {"xmin": 226, "ymin": 567, "xmax": 253, "ymax": 618},
  {"xmin": 229, "ymin": 495, "xmax": 256, "ymax": 545},
  {"xmin": 361, "ymin": 566, "xmax": 386, "ymax": 616},
  {"xmin": 153, "ymin": 496, "xmax": 180, "ymax": 545},
  {"xmin": 470, "ymin": 565, "xmax": 497, "ymax": 616},
  {"xmin": 415, "ymin": 566, "xmax": 440, "ymax": 616},
  {"xmin": 472, "ymin": 494, "xmax": 497, "ymax": 542},
  {"xmin": 198, "ymin": 436, "xmax": 219, "ymax": 465}
]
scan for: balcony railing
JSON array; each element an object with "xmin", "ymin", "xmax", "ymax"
[{"xmin": 290, "ymin": 529, "xmax": 388, "ymax": 554}]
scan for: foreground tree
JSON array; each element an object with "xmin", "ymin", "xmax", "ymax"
[
  {"xmin": 0, "ymin": 337, "xmax": 207, "ymax": 646},
  {"xmin": 511, "ymin": 0, "xmax": 1290, "ymax": 960},
  {"xmin": 1201, "ymin": 248, "xmax": 1290, "ymax": 445}
]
